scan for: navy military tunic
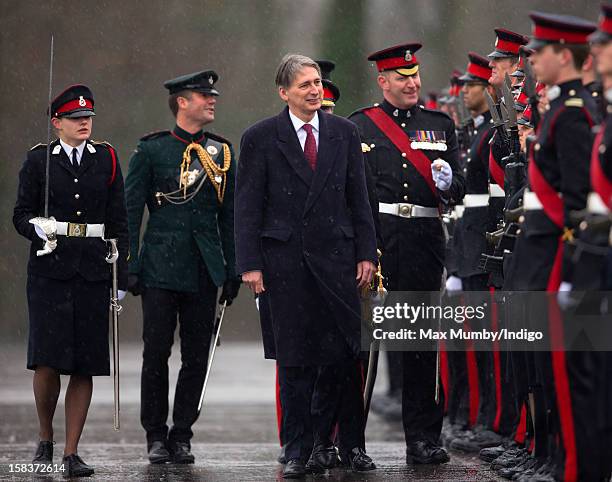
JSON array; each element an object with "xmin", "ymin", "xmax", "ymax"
[
  {"xmin": 13, "ymin": 139, "xmax": 128, "ymax": 375},
  {"xmin": 455, "ymin": 111, "xmax": 494, "ymax": 279},
  {"xmin": 349, "ymin": 100, "xmax": 465, "ymax": 291}
]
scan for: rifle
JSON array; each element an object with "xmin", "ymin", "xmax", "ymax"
[{"xmin": 522, "ymin": 59, "xmax": 541, "ymax": 130}]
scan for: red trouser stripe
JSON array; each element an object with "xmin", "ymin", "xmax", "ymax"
[
  {"xmin": 514, "ymin": 402, "xmax": 527, "ymax": 445},
  {"xmin": 275, "ymin": 364, "xmax": 282, "ymax": 445},
  {"xmin": 440, "ymin": 340, "xmax": 449, "ymax": 412},
  {"xmin": 548, "ymin": 239, "xmax": 578, "ymax": 481}
]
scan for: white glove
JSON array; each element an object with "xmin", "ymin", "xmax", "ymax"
[
  {"xmin": 118, "ymin": 290, "xmax": 127, "ymax": 301},
  {"xmin": 432, "ymin": 159, "xmax": 452, "ymax": 191},
  {"xmin": 34, "ymin": 225, "xmax": 47, "ymax": 240},
  {"xmin": 557, "ymin": 282, "xmax": 575, "ymax": 310},
  {"xmin": 445, "ymin": 275, "xmax": 463, "ymax": 292}
]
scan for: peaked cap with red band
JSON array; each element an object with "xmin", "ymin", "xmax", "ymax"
[
  {"xmin": 590, "ymin": 4, "xmax": 612, "ymax": 44},
  {"xmin": 526, "ymin": 11, "xmax": 597, "ymax": 50},
  {"xmin": 50, "ymin": 84, "xmax": 95, "ymax": 118},
  {"xmin": 316, "ymin": 59, "xmax": 340, "ymax": 107},
  {"xmin": 488, "ymin": 28, "xmax": 529, "ymax": 59},
  {"xmin": 449, "ymin": 69, "xmax": 464, "ymax": 96},
  {"xmin": 459, "ymin": 52, "xmax": 493, "ymax": 84},
  {"xmin": 368, "ymin": 42, "xmax": 422, "ymax": 76}
]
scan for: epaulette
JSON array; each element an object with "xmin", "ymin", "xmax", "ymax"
[
  {"xmin": 204, "ymin": 131, "xmax": 232, "ymax": 146},
  {"xmin": 91, "ymin": 140, "xmax": 115, "ymax": 149},
  {"xmin": 29, "ymin": 143, "xmax": 47, "ymax": 151},
  {"xmin": 139, "ymin": 130, "xmax": 171, "ymax": 141},
  {"xmin": 348, "ymin": 103, "xmax": 380, "ymax": 118},
  {"xmin": 565, "ymin": 98, "xmax": 584, "ymax": 108},
  {"xmin": 419, "ymin": 104, "xmax": 453, "ymax": 120}
]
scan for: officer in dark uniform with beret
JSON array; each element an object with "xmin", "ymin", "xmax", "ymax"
[
  {"xmin": 13, "ymin": 84, "xmax": 128, "ymax": 477},
  {"xmin": 125, "ymin": 70, "xmax": 240, "ymax": 464},
  {"xmin": 349, "ymin": 43, "xmax": 465, "ymax": 465}
]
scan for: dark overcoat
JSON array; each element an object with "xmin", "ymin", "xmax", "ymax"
[{"xmin": 235, "ymin": 108, "xmax": 377, "ymax": 367}]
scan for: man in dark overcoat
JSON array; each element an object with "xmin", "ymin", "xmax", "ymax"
[{"xmin": 235, "ymin": 53, "xmax": 377, "ymax": 478}]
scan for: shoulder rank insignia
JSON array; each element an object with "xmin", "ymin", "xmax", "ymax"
[
  {"xmin": 565, "ymin": 98, "xmax": 584, "ymax": 108},
  {"xmin": 361, "ymin": 142, "xmax": 371, "ymax": 153}
]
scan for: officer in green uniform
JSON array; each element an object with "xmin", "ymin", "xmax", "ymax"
[{"xmin": 125, "ymin": 70, "xmax": 240, "ymax": 464}]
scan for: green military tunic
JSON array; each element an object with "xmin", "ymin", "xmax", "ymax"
[{"xmin": 125, "ymin": 125, "xmax": 235, "ymax": 292}]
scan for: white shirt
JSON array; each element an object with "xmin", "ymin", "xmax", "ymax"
[
  {"xmin": 60, "ymin": 139, "xmax": 86, "ymax": 165},
  {"xmin": 288, "ymin": 110, "xmax": 319, "ymax": 152}
]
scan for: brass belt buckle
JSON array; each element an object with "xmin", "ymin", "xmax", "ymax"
[
  {"xmin": 68, "ymin": 222, "xmax": 87, "ymax": 237},
  {"xmin": 399, "ymin": 204, "xmax": 413, "ymax": 218}
]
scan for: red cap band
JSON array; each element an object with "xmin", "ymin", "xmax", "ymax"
[
  {"xmin": 601, "ymin": 16, "xmax": 612, "ymax": 35},
  {"xmin": 56, "ymin": 98, "xmax": 94, "ymax": 115},
  {"xmin": 496, "ymin": 38, "xmax": 521, "ymax": 54},
  {"xmin": 323, "ymin": 87, "xmax": 335, "ymax": 101},
  {"xmin": 533, "ymin": 24, "xmax": 591, "ymax": 44},
  {"xmin": 467, "ymin": 62, "xmax": 492, "ymax": 80},
  {"xmin": 375, "ymin": 55, "xmax": 419, "ymax": 72}
]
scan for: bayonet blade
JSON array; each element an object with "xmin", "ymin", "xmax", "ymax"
[
  {"xmin": 485, "ymin": 90, "xmax": 503, "ymax": 127},
  {"xmin": 502, "ymin": 76, "xmax": 518, "ymax": 127},
  {"xmin": 522, "ymin": 60, "xmax": 537, "ymax": 99}
]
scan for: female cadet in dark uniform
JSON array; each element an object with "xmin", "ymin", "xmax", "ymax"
[{"xmin": 13, "ymin": 84, "xmax": 128, "ymax": 477}]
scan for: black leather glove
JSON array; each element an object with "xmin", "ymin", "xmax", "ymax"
[
  {"xmin": 218, "ymin": 278, "xmax": 241, "ymax": 306},
  {"xmin": 127, "ymin": 274, "xmax": 142, "ymax": 296}
]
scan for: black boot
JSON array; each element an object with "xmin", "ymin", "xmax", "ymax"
[
  {"xmin": 62, "ymin": 453, "xmax": 94, "ymax": 477},
  {"xmin": 32, "ymin": 441, "xmax": 53, "ymax": 465},
  {"xmin": 170, "ymin": 441, "xmax": 195, "ymax": 464},
  {"xmin": 148, "ymin": 440, "xmax": 171, "ymax": 464},
  {"xmin": 405, "ymin": 440, "xmax": 450, "ymax": 464}
]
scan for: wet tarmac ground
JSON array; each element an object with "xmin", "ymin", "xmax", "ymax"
[{"xmin": 0, "ymin": 343, "xmax": 501, "ymax": 481}]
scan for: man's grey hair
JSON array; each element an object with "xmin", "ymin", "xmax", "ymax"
[{"xmin": 275, "ymin": 54, "xmax": 321, "ymax": 88}]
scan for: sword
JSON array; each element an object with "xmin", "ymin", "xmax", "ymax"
[
  {"xmin": 29, "ymin": 36, "xmax": 57, "ymax": 257},
  {"xmin": 44, "ymin": 35, "xmax": 54, "ymax": 218},
  {"xmin": 105, "ymin": 239, "xmax": 121, "ymax": 431},
  {"xmin": 197, "ymin": 300, "xmax": 228, "ymax": 415}
]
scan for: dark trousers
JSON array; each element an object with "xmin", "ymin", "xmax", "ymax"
[
  {"xmin": 279, "ymin": 361, "xmax": 359, "ymax": 462},
  {"xmin": 335, "ymin": 360, "xmax": 366, "ymax": 455},
  {"xmin": 140, "ymin": 268, "xmax": 216, "ymax": 447},
  {"xmin": 402, "ymin": 350, "xmax": 445, "ymax": 443}
]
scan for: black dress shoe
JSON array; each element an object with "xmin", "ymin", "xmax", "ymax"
[
  {"xmin": 406, "ymin": 440, "xmax": 450, "ymax": 465},
  {"xmin": 33, "ymin": 441, "xmax": 53, "ymax": 465},
  {"xmin": 62, "ymin": 454, "xmax": 94, "ymax": 477},
  {"xmin": 344, "ymin": 447, "xmax": 376, "ymax": 471},
  {"xmin": 283, "ymin": 459, "xmax": 306, "ymax": 479},
  {"xmin": 311, "ymin": 444, "xmax": 337, "ymax": 469},
  {"xmin": 148, "ymin": 440, "xmax": 171, "ymax": 464},
  {"xmin": 170, "ymin": 441, "xmax": 195, "ymax": 464}
]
